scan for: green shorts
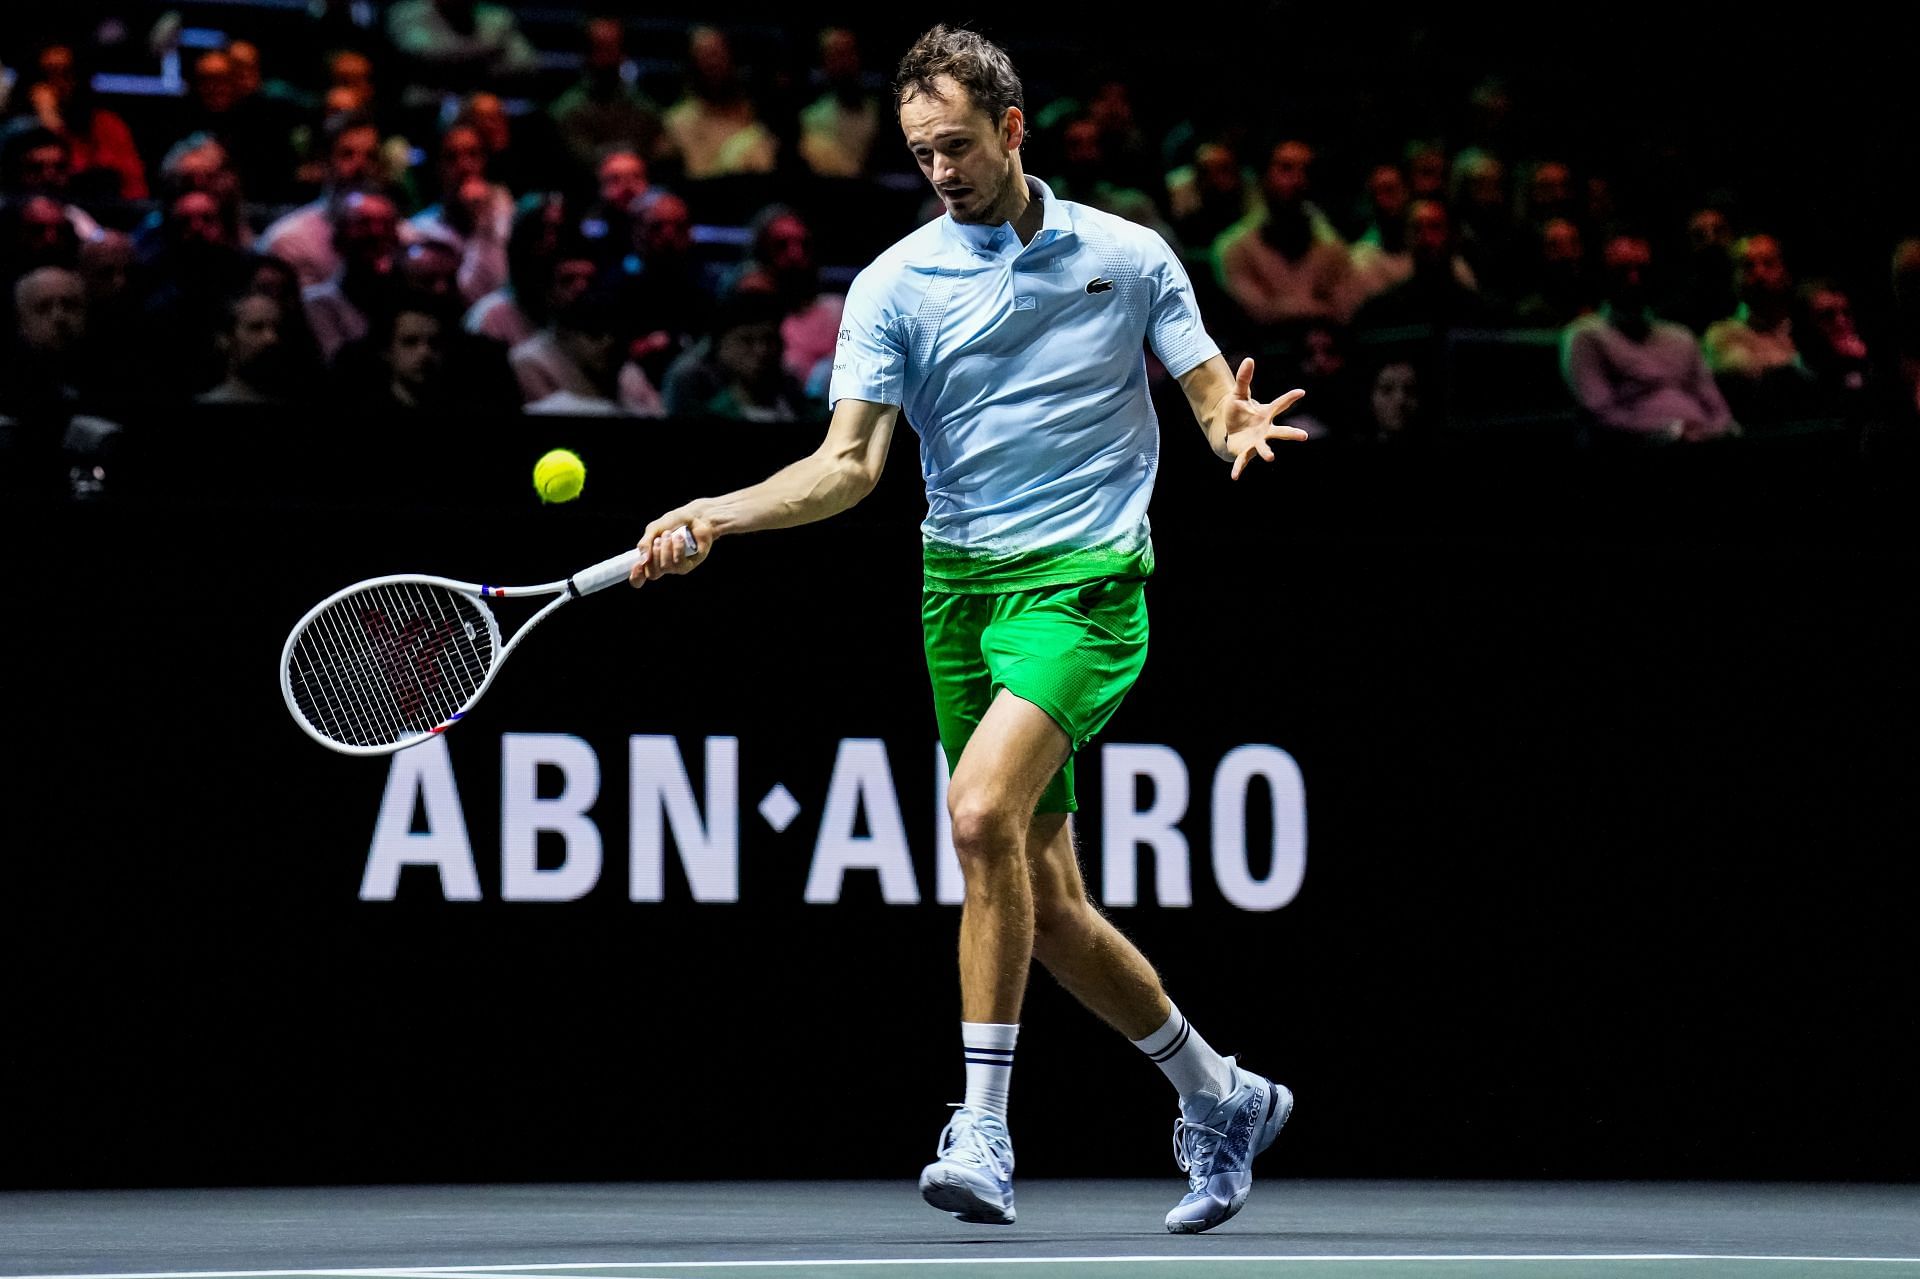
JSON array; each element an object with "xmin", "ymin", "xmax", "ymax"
[{"xmin": 923, "ymin": 575, "xmax": 1150, "ymax": 814}]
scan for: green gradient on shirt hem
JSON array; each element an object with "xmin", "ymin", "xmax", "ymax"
[{"xmin": 922, "ymin": 537, "xmax": 1155, "ymax": 593}]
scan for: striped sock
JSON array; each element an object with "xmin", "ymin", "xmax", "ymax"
[
  {"xmin": 962, "ymin": 1021, "xmax": 1019, "ymax": 1119},
  {"xmin": 1132, "ymin": 1002, "xmax": 1233, "ymax": 1107}
]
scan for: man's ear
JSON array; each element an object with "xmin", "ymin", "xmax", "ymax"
[{"xmin": 1002, "ymin": 105, "xmax": 1025, "ymax": 153}]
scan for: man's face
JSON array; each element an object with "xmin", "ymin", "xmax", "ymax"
[
  {"xmin": 228, "ymin": 42, "xmax": 262, "ymax": 97},
  {"xmin": 38, "ymin": 46, "xmax": 78, "ymax": 100},
  {"xmin": 1264, "ymin": 142, "xmax": 1312, "ymax": 205},
  {"xmin": 402, "ymin": 243, "xmax": 460, "ymax": 297},
  {"xmin": 763, "ymin": 214, "xmax": 812, "ymax": 276},
  {"xmin": 1735, "ymin": 235, "xmax": 1790, "ymax": 300},
  {"xmin": 587, "ymin": 19, "xmax": 625, "ymax": 73},
  {"xmin": 1462, "ymin": 155, "xmax": 1505, "ymax": 209},
  {"xmin": 1407, "ymin": 199, "xmax": 1450, "ymax": 262},
  {"xmin": 641, "ymin": 195, "xmax": 692, "ymax": 257},
  {"xmin": 598, "ymin": 151, "xmax": 649, "ymax": 210},
  {"xmin": 194, "ymin": 52, "xmax": 237, "ymax": 113},
  {"xmin": 1367, "ymin": 165, "xmax": 1408, "ymax": 221},
  {"xmin": 1063, "ymin": 119, "xmax": 1102, "ymax": 171},
  {"xmin": 716, "ymin": 320, "xmax": 781, "ymax": 386},
  {"xmin": 1371, "ymin": 362, "xmax": 1419, "ymax": 433},
  {"xmin": 331, "ymin": 126, "xmax": 380, "ymax": 188},
  {"xmin": 1603, "ymin": 237, "xmax": 1653, "ymax": 307},
  {"xmin": 388, "ymin": 312, "xmax": 443, "ymax": 386},
  {"xmin": 1540, "ymin": 218, "xmax": 1583, "ymax": 266},
  {"xmin": 691, "ymin": 28, "xmax": 733, "ymax": 84},
  {"xmin": 18, "ymin": 196, "xmax": 66, "ymax": 253},
  {"xmin": 464, "ymin": 94, "xmax": 511, "ymax": 154},
  {"xmin": 900, "ymin": 74, "xmax": 1020, "ymax": 226},
  {"xmin": 439, "ymin": 126, "xmax": 488, "ymax": 189},
  {"xmin": 1688, "ymin": 208, "xmax": 1730, "ymax": 252},
  {"xmin": 1195, "ymin": 144, "xmax": 1239, "ymax": 195},
  {"xmin": 227, "ymin": 294, "xmax": 283, "ymax": 371},
  {"xmin": 549, "ymin": 258, "xmax": 597, "ymax": 312},
  {"xmin": 1530, "ymin": 161, "xmax": 1571, "ymax": 211},
  {"xmin": 331, "ymin": 52, "xmax": 374, "ymax": 106},
  {"xmin": 15, "ymin": 269, "xmax": 86, "ymax": 354},
  {"xmin": 1806, "ymin": 287, "xmax": 1857, "ymax": 345},
  {"xmin": 337, "ymin": 194, "xmax": 399, "ymax": 268},
  {"xmin": 821, "ymin": 29, "xmax": 859, "ymax": 83},
  {"xmin": 21, "ymin": 143, "xmax": 68, "ymax": 194},
  {"xmin": 171, "ymin": 191, "xmax": 227, "ymax": 247}
]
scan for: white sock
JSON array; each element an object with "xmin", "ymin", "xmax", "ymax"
[
  {"xmin": 1132, "ymin": 1002, "xmax": 1234, "ymax": 1107},
  {"xmin": 962, "ymin": 1021, "xmax": 1019, "ymax": 1119}
]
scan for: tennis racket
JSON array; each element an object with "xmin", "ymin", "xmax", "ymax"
[{"xmin": 279, "ymin": 527, "xmax": 695, "ymax": 756}]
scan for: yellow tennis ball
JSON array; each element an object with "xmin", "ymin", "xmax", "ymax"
[{"xmin": 533, "ymin": 448, "xmax": 586, "ymax": 504}]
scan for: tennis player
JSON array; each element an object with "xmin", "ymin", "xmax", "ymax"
[{"xmin": 630, "ymin": 25, "xmax": 1304, "ymax": 1233}]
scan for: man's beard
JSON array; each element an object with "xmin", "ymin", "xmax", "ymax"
[{"xmin": 944, "ymin": 167, "xmax": 1010, "ymax": 225}]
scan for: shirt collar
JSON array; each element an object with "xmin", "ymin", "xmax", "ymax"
[{"xmin": 944, "ymin": 175, "xmax": 1075, "ymax": 254}]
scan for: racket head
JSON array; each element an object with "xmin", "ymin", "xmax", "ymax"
[{"xmin": 280, "ymin": 574, "xmax": 504, "ymax": 755}]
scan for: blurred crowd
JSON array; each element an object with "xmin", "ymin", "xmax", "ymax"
[{"xmin": 1, "ymin": 3, "xmax": 1916, "ymax": 501}]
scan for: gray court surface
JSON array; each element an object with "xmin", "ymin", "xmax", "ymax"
[{"xmin": 2, "ymin": 1181, "xmax": 1917, "ymax": 1279}]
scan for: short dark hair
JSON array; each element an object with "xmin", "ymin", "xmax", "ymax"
[{"xmin": 893, "ymin": 25, "xmax": 1022, "ymax": 136}]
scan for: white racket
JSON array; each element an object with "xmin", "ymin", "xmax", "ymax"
[{"xmin": 280, "ymin": 527, "xmax": 696, "ymax": 756}]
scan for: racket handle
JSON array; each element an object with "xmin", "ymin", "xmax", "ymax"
[
  {"xmin": 570, "ymin": 548, "xmax": 644, "ymax": 596},
  {"xmin": 570, "ymin": 528, "xmax": 699, "ymax": 595}
]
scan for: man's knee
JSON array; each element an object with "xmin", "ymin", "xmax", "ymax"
[
  {"xmin": 948, "ymin": 788, "xmax": 1025, "ymax": 870},
  {"xmin": 1031, "ymin": 880, "xmax": 1097, "ymax": 955}
]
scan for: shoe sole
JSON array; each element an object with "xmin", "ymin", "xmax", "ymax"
[
  {"xmin": 1167, "ymin": 1082, "xmax": 1294, "ymax": 1236},
  {"xmin": 920, "ymin": 1167, "xmax": 1015, "ymax": 1225}
]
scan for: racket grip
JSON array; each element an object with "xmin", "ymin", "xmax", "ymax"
[{"xmin": 570, "ymin": 548, "xmax": 644, "ymax": 595}]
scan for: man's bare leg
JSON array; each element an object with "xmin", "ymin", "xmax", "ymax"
[{"xmin": 1025, "ymin": 813, "xmax": 1171, "ymax": 1039}]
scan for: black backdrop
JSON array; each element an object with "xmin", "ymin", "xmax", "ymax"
[{"xmin": 3, "ymin": 409, "xmax": 1915, "ymax": 1188}]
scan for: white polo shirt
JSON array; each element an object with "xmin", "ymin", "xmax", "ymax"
[{"xmin": 829, "ymin": 176, "xmax": 1218, "ymax": 592}]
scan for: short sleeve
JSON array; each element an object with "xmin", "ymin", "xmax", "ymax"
[
  {"xmin": 1141, "ymin": 231, "xmax": 1219, "ymax": 379},
  {"xmin": 827, "ymin": 266, "xmax": 907, "ymax": 408}
]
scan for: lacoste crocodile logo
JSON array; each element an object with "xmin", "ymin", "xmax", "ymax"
[{"xmin": 1086, "ymin": 278, "xmax": 1115, "ymax": 294}]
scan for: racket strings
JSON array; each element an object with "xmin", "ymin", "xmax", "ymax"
[{"xmin": 287, "ymin": 583, "xmax": 495, "ymax": 748}]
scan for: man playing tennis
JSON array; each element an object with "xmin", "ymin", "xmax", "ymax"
[{"xmin": 630, "ymin": 25, "xmax": 1305, "ymax": 1233}]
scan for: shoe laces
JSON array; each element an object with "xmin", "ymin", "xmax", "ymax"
[
  {"xmin": 1172, "ymin": 1117, "xmax": 1227, "ymax": 1190},
  {"xmin": 936, "ymin": 1105, "xmax": 1013, "ymax": 1174}
]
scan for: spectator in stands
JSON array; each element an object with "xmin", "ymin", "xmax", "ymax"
[
  {"xmin": 513, "ymin": 281, "xmax": 664, "ymax": 416},
  {"xmin": 197, "ymin": 290, "xmax": 302, "ymax": 404},
  {"xmin": 304, "ymin": 191, "xmax": 403, "ymax": 360},
  {"xmin": 326, "ymin": 51, "xmax": 377, "ymax": 117},
  {"xmin": 127, "ymin": 134, "xmax": 245, "ymax": 266},
  {"xmin": 576, "ymin": 144, "xmax": 652, "ymax": 269},
  {"xmin": 1663, "ymin": 204, "xmax": 1737, "ymax": 333},
  {"xmin": 663, "ymin": 27, "xmax": 779, "ymax": 180},
  {"xmin": 1704, "ymin": 234, "xmax": 1805, "ymax": 378},
  {"xmin": 1166, "ymin": 141, "xmax": 1257, "ymax": 260},
  {"xmin": 1560, "ymin": 233, "xmax": 1735, "ymax": 443},
  {"xmin": 798, "ymin": 28, "xmax": 880, "ymax": 179},
  {"xmin": 386, "ymin": 0, "xmax": 537, "ymax": 100},
  {"xmin": 1352, "ymin": 199, "xmax": 1495, "ymax": 332},
  {"xmin": 1363, "ymin": 358, "xmax": 1425, "ymax": 441},
  {"xmin": 134, "ymin": 186, "xmax": 254, "ymax": 395},
  {"xmin": 1797, "ymin": 279, "xmax": 1872, "ymax": 411},
  {"xmin": 1450, "ymin": 148, "xmax": 1519, "ymax": 307},
  {"xmin": 0, "ymin": 196, "xmax": 81, "ymax": 280},
  {"xmin": 262, "ymin": 114, "xmax": 391, "ymax": 288},
  {"xmin": 1046, "ymin": 116, "xmax": 1175, "ymax": 243},
  {"xmin": 408, "ymin": 123, "xmax": 513, "ymax": 303},
  {"xmin": 1212, "ymin": 140, "xmax": 1352, "ymax": 328},
  {"xmin": 26, "ymin": 44, "xmax": 146, "ymax": 202},
  {"xmin": 466, "ymin": 195, "xmax": 571, "ymax": 347},
  {"xmin": 727, "ymin": 204, "xmax": 844, "ymax": 387},
  {"xmin": 663, "ymin": 289, "xmax": 806, "ymax": 420},
  {"xmin": 353, "ymin": 296, "xmax": 450, "ymax": 412},
  {"xmin": 170, "ymin": 49, "xmax": 297, "ymax": 203},
  {"xmin": 1513, "ymin": 218, "xmax": 1596, "ymax": 328},
  {"xmin": 1404, "ymin": 140, "xmax": 1447, "ymax": 201},
  {"xmin": 1348, "ymin": 163, "xmax": 1475, "ymax": 307},
  {"xmin": 1517, "ymin": 159, "xmax": 1576, "ymax": 234},
  {"xmin": 627, "ymin": 191, "xmax": 714, "ymax": 380},
  {"xmin": 1, "ymin": 266, "xmax": 88, "ymax": 411},
  {"xmin": 1704, "ymin": 233, "xmax": 1817, "ymax": 426},
  {"xmin": 0, "ymin": 123, "xmax": 101, "ymax": 243},
  {"xmin": 553, "ymin": 17, "xmax": 666, "ymax": 173}
]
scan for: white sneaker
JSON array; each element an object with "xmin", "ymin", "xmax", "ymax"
[
  {"xmin": 918, "ymin": 1106, "xmax": 1016, "ymax": 1225},
  {"xmin": 1165, "ymin": 1058, "xmax": 1293, "ymax": 1234}
]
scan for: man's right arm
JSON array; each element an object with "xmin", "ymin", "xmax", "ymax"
[{"xmin": 629, "ymin": 396, "xmax": 899, "ymax": 584}]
